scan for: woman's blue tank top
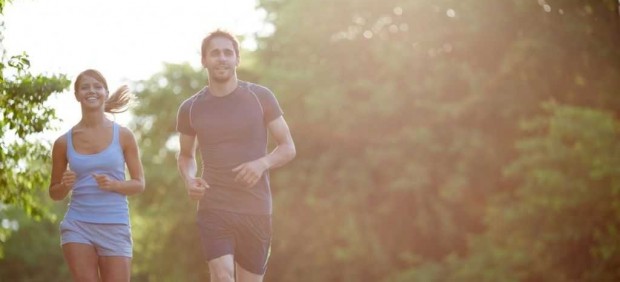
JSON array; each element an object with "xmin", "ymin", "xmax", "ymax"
[{"xmin": 64, "ymin": 122, "xmax": 129, "ymax": 224}]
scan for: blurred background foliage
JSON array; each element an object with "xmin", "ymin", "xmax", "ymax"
[{"xmin": 1, "ymin": 0, "xmax": 619, "ymax": 281}]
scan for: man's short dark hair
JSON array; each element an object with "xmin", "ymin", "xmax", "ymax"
[{"xmin": 201, "ymin": 30, "xmax": 240, "ymax": 59}]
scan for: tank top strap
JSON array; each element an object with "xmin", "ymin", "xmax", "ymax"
[
  {"xmin": 112, "ymin": 122, "xmax": 121, "ymax": 147},
  {"xmin": 65, "ymin": 128, "xmax": 75, "ymax": 156}
]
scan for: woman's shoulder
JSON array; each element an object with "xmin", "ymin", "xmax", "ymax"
[
  {"xmin": 116, "ymin": 124, "xmax": 137, "ymax": 145},
  {"xmin": 115, "ymin": 123, "xmax": 131, "ymax": 136},
  {"xmin": 53, "ymin": 133, "xmax": 68, "ymax": 146},
  {"xmin": 52, "ymin": 133, "xmax": 68, "ymax": 155}
]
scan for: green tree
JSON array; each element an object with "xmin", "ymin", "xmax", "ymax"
[
  {"xmin": 493, "ymin": 104, "xmax": 620, "ymax": 281},
  {"xmin": 0, "ymin": 186, "xmax": 70, "ymax": 282},
  {"xmin": 0, "ymin": 0, "xmax": 70, "ymax": 256},
  {"xmin": 392, "ymin": 104, "xmax": 620, "ymax": 282},
  {"xmin": 253, "ymin": 0, "xmax": 620, "ymax": 280},
  {"xmin": 128, "ymin": 63, "xmax": 207, "ymax": 282}
]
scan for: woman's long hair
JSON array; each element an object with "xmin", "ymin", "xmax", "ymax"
[{"xmin": 74, "ymin": 69, "xmax": 133, "ymax": 113}]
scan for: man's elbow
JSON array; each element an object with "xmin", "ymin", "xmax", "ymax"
[
  {"xmin": 287, "ymin": 144, "xmax": 297, "ymax": 161},
  {"xmin": 177, "ymin": 151, "xmax": 194, "ymax": 161}
]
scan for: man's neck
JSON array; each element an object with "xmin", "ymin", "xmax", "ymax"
[{"xmin": 209, "ymin": 77, "xmax": 238, "ymax": 97}]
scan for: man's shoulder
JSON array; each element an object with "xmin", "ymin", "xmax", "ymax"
[
  {"xmin": 239, "ymin": 81, "xmax": 273, "ymax": 96},
  {"xmin": 179, "ymin": 86, "xmax": 208, "ymax": 108}
]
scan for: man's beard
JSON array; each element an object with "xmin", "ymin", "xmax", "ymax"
[{"xmin": 209, "ymin": 68, "xmax": 233, "ymax": 83}]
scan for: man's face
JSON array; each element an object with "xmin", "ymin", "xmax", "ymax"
[{"xmin": 202, "ymin": 36, "xmax": 239, "ymax": 83}]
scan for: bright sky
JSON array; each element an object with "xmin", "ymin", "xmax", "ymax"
[{"xmin": 2, "ymin": 0, "xmax": 268, "ymax": 142}]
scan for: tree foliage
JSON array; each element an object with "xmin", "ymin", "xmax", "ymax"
[
  {"xmin": 2, "ymin": 0, "xmax": 620, "ymax": 280},
  {"xmin": 252, "ymin": 0, "xmax": 620, "ymax": 280},
  {"xmin": 127, "ymin": 63, "xmax": 208, "ymax": 281},
  {"xmin": 391, "ymin": 104, "xmax": 620, "ymax": 281},
  {"xmin": 0, "ymin": 188, "xmax": 69, "ymax": 281},
  {"xmin": 0, "ymin": 2, "xmax": 70, "ymax": 257}
]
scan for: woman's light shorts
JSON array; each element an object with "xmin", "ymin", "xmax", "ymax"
[{"xmin": 60, "ymin": 218, "xmax": 132, "ymax": 257}]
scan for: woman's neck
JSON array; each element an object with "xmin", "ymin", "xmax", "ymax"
[{"xmin": 78, "ymin": 110, "xmax": 109, "ymax": 128}]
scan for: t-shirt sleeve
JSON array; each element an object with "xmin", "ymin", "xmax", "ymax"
[
  {"xmin": 176, "ymin": 96, "xmax": 196, "ymax": 136},
  {"xmin": 253, "ymin": 85, "xmax": 283, "ymax": 124}
]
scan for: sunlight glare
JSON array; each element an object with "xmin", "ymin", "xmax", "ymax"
[
  {"xmin": 393, "ymin": 6, "xmax": 403, "ymax": 16},
  {"xmin": 446, "ymin": 9, "xmax": 456, "ymax": 18},
  {"xmin": 3, "ymin": 0, "xmax": 264, "ymax": 143}
]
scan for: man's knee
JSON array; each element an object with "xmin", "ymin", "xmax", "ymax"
[
  {"xmin": 211, "ymin": 270, "xmax": 234, "ymax": 282},
  {"xmin": 208, "ymin": 255, "xmax": 235, "ymax": 282}
]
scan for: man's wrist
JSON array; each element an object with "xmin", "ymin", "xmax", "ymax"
[
  {"xmin": 260, "ymin": 158, "xmax": 270, "ymax": 170},
  {"xmin": 183, "ymin": 177, "xmax": 196, "ymax": 188}
]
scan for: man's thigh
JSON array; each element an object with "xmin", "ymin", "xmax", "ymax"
[
  {"xmin": 196, "ymin": 209, "xmax": 236, "ymax": 261},
  {"xmin": 232, "ymin": 212, "xmax": 272, "ymax": 276},
  {"xmin": 196, "ymin": 209, "xmax": 272, "ymax": 275}
]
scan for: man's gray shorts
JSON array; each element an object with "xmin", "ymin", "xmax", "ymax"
[
  {"xmin": 60, "ymin": 218, "xmax": 133, "ymax": 257},
  {"xmin": 196, "ymin": 209, "xmax": 272, "ymax": 275}
]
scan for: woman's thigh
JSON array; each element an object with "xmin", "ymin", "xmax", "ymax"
[
  {"xmin": 99, "ymin": 255, "xmax": 132, "ymax": 282},
  {"xmin": 62, "ymin": 243, "xmax": 99, "ymax": 282}
]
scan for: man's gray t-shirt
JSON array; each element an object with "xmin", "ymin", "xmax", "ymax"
[{"xmin": 176, "ymin": 81, "xmax": 283, "ymax": 215}]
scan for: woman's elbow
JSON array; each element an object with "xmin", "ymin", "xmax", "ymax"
[
  {"xmin": 135, "ymin": 180, "xmax": 146, "ymax": 194},
  {"xmin": 49, "ymin": 190, "xmax": 64, "ymax": 201}
]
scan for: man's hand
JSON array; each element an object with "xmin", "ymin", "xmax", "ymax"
[
  {"xmin": 232, "ymin": 159, "xmax": 269, "ymax": 188},
  {"xmin": 185, "ymin": 177, "xmax": 209, "ymax": 200}
]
